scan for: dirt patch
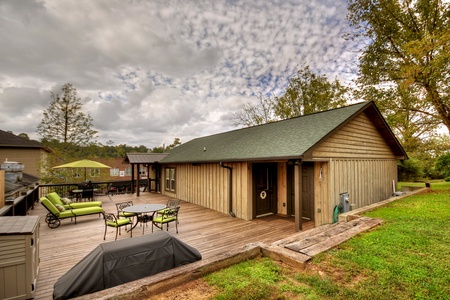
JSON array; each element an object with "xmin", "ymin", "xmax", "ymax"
[
  {"xmin": 148, "ymin": 278, "xmax": 218, "ymax": 300},
  {"xmin": 145, "ymin": 260, "xmax": 318, "ymax": 299},
  {"xmin": 140, "ymin": 257, "xmax": 365, "ymax": 299}
]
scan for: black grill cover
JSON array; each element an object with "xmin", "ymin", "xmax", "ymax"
[{"xmin": 53, "ymin": 231, "xmax": 202, "ymax": 299}]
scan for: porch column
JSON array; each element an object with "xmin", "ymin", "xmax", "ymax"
[{"xmin": 294, "ymin": 164, "xmax": 302, "ymax": 231}]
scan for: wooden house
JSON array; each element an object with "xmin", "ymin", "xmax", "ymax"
[{"xmin": 159, "ymin": 101, "xmax": 407, "ymax": 230}]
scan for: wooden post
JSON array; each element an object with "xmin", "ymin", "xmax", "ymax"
[{"xmin": 0, "ymin": 170, "xmax": 4, "ymax": 209}]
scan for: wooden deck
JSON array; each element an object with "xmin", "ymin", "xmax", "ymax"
[{"xmin": 29, "ymin": 192, "xmax": 313, "ymax": 299}]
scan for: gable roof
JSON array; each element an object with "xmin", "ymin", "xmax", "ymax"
[
  {"xmin": 161, "ymin": 101, "xmax": 407, "ymax": 164},
  {"xmin": 0, "ymin": 129, "xmax": 49, "ymax": 150},
  {"xmin": 124, "ymin": 153, "xmax": 169, "ymax": 164}
]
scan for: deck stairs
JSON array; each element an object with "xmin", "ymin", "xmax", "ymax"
[{"xmin": 274, "ymin": 216, "xmax": 382, "ymax": 258}]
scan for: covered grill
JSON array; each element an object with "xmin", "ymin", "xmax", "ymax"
[{"xmin": 53, "ymin": 231, "xmax": 202, "ymax": 300}]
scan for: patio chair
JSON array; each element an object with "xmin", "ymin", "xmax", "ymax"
[
  {"xmin": 157, "ymin": 199, "xmax": 180, "ymax": 216},
  {"xmin": 105, "ymin": 183, "xmax": 117, "ymax": 199},
  {"xmin": 152, "ymin": 206, "xmax": 180, "ymax": 233},
  {"xmin": 103, "ymin": 212, "xmax": 132, "ymax": 240},
  {"xmin": 115, "ymin": 201, "xmax": 136, "ymax": 221}
]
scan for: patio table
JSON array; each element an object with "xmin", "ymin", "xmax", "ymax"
[{"xmin": 123, "ymin": 204, "xmax": 166, "ymax": 234}]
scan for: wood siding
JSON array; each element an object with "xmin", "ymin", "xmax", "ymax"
[
  {"xmin": 311, "ymin": 113, "xmax": 399, "ymax": 226},
  {"xmin": 311, "ymin": 112, "xmax": 396, "ymax": 159},
  {"xmin": 313, "ymin": 158, "xmax": 398, "ymax": 225},
  {"xmin": 162, "ymin": 162, "xmax": 253, "ymax": 220}
]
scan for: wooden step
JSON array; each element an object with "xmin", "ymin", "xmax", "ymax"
[{"xmin": 284, "ymin": 217, "xmax": 382, "ymax": 257}]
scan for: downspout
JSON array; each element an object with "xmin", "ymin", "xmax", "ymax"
[{"xmin": 220, "ymin": 162, "xmax": 236, "ymax": 218}]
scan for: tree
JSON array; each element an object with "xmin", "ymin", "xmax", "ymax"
[
  {"xmin": 435, "ymin": 152, "xmax": 450, "ymax": 178},
  {"xmin": 233, "ymin": 66, "xmax": 349, "ymax": 127},
  {"xmin": 18, "ymin": 133, "xmax": 30, "ymax": 140},
  {"xmin": 273, "ymin": 66, "xmax": 349, "ymax": 119},
  {"xmin": 37, "ymin": 83, "xmax": 98, "ymax": 156},
  {"xmin": 232, "ymin": 95, "xmax": 275, "ymax": 127},
  {"xmin": 166, "ymin": 138, "xmax": 181, "ymax": 150},
  {"xmin": 347, "ymin": 0, "xmax": 450, "ymax": 131}
]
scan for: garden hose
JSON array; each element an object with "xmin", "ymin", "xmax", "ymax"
[{"xmin": 333, "ymin": 203, "xmax": 344, "ymax": 223}]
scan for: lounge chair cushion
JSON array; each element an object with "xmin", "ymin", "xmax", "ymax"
[
  {"xmin": 41, "ymin": 197, "xmax": 61, "ymax": 216},
  {"xmin": 67, "ymin": 201, "xmax": 103, "ymax": 209},
  {"xmin": 47, "ymin": 192, "xmax": 65, "ymax": 206}
]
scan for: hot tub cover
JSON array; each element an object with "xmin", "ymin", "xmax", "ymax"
[{"xmin": 53, "ymin": 231, "xmax": 202, "ymax": 299}]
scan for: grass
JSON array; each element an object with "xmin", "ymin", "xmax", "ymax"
[
  {"xmin": 200, "ymin": 183, "xmax": 450, "ymax": 299},
  {"xmin": 205, "ymin": 258, "xmax": 283, "ymax": 300}
]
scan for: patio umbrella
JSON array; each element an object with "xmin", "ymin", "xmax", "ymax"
[{"xmin": 53, "ymin": 159, "xmax": 111, "ymax": 181}]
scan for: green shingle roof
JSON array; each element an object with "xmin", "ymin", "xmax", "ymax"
[{"xmin": 161, "ymin": 102, "xmax": 401, "ymax": 163}]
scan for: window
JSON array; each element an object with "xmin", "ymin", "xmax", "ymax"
[
  {"xmin": 125, "ymin": 167, "xmax": 132, "ymax": 176},
  {"xmin": 165, "ymin": 167, "xmax": 176, "ymax": 192},
  {"xmin": 90, "ymin": 168, "xmax": 100, "ymax": 177},
  {"xmin": 72, "ymin": 170, "xmax": 81, "ymax": 178},
  {"xmin": 110, "ymin": 168, "xmax": 119, "ymax": 176}
]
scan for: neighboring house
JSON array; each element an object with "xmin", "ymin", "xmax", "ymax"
[
  {"xmin": 52, "ymin": 157, "xmax": 132, "ymax": 183},
  {"xmin": 0, "ymin": 130, "xmax": 50, "ymax": 178},
  {"xmin": 159, "ymin": 101, "xmax": 407, "ymax": 231},
  {"xmin": 91, "ymin": 157, "xmax": 132, "ymax": 182}
]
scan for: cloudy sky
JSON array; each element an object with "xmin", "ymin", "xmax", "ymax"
[{"xmin": 0, "ymin": 0, "xmax": 361, "ymax": 148}]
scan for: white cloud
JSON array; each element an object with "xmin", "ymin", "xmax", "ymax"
[{"xmin": 0, "ymin": 0, "xmax": 360, "ymax": 147}]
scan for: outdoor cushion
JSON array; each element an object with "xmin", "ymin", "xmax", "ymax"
[
  {"xmin": 106, "ymin": 218, "xmax": 131, "ymax": 228},
  {"xmin": 71, "ymin": 206, "xmax": 104, "ymax": 216},
  {"xmin": 41, "ymin": 197, "xmax": 61, "ymax": 216},
  {"xmin": 55, "ymin": 204, "xmax": 65, "ymax": 212},
  {"xmin": 61, "ymin": 197, "xmax": 72, "ymax": 205},
  {"xmin": 152, "ymin": 215, "xmax": 176, "ymax": 223},
  {"xmin": 66, "ymin": 201, "xmax": 103, "ymax": 210},
  {"xmin": 46, "ymin": 192, "xmax": 65, "ymax": 206}
]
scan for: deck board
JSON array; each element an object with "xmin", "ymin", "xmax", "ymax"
[{"xmin": 29, "ymin": 192, "xmax": 313, "ymax": 299}]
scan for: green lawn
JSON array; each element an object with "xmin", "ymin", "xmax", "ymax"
[{"xmin": 203, "ymin": 183, "xmax": 450, "ymax": 299}]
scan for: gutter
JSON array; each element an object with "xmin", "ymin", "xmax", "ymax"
[{"xmin": 219, "ymin": 162, "xmax": 236, "ymax": 218}]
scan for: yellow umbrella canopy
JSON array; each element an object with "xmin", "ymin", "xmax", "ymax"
[{"xmin": 53, "ymin": 159, "xmax": 111, "ymax": 180}]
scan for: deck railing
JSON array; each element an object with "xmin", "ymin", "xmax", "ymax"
[{"xmin": 1, "ymin": 179, "xmax": 157, "ymax": 217}]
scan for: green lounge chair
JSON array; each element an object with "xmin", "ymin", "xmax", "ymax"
[
  {"xmin": 46, "ymin": 192, "xmax": 102, "ymax": 209},
  {"xmin": 40, "ymin": 197, "xmax": 104, "ymax": 228}
]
